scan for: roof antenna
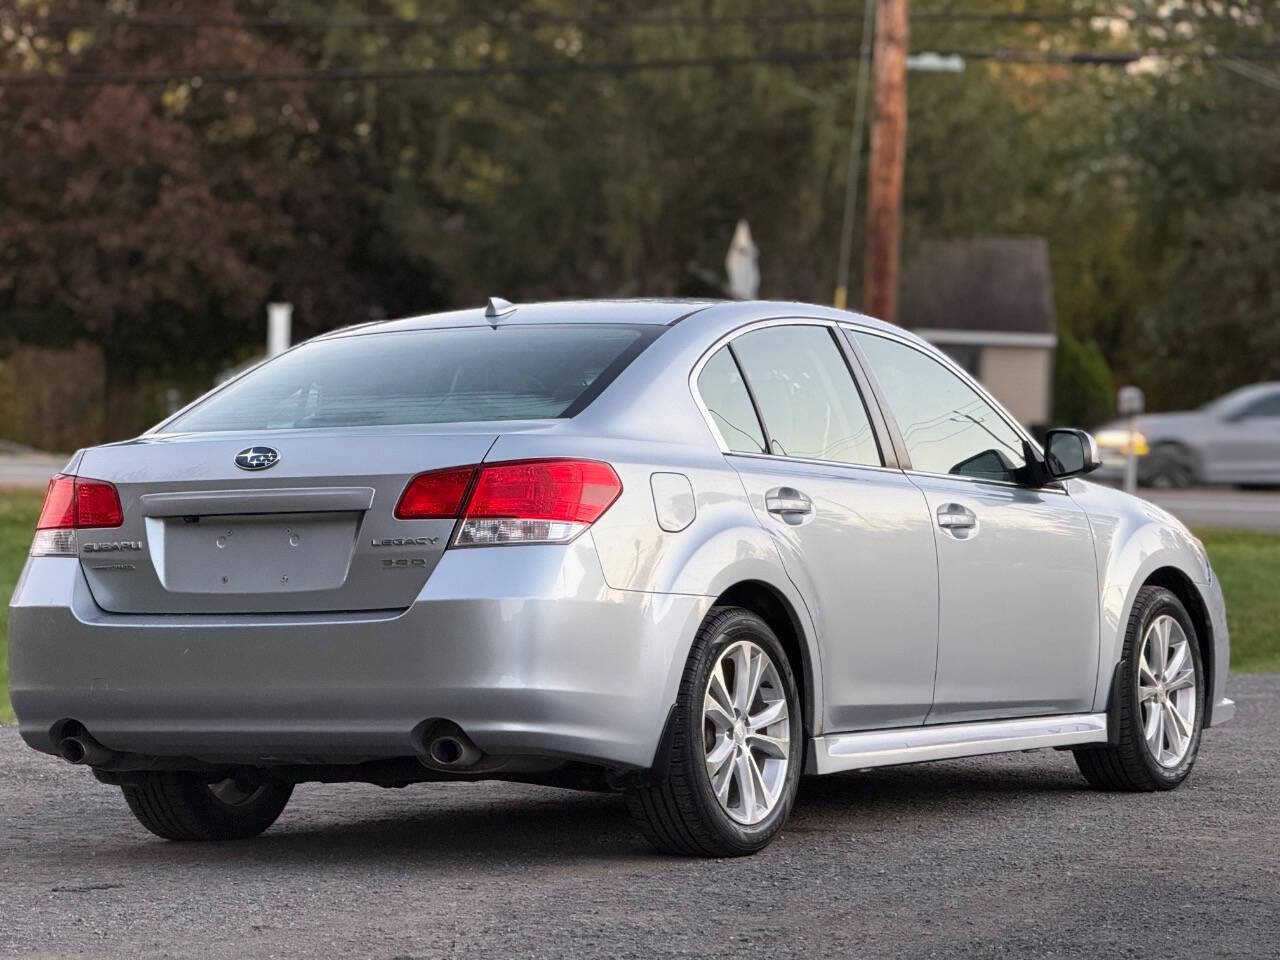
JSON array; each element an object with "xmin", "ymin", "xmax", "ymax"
[{"xmin": 484, "ymin": 297, "xmax": 516, "ymax": 325}]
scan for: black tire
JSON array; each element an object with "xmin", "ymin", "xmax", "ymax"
[
  {"xmin": 625, "ymin": 606, "xmax": 803, "ymax": 857},
  {"xmin": 122, "ymin": 772, "xmax": 293, "ymax": 841},
  {"xmin": 1073, "ymin": 586, "xmax": 1205, "ymax": 791},
  {"xmin": 1141, "ymin": 442, "xmax": 1199, "ymax": 488}
]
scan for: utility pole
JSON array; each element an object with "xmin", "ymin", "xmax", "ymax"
[{"xmin": 863, "ymin": 0, "xmax": 909, "ymax": 324}]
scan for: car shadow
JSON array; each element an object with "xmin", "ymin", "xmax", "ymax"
[{"xmin": 105, "ymin": 756, "xmax": 1092, "ymax": 868}]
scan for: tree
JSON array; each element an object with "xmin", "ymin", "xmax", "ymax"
[
  {"xmin": 1054, "ymin": 333, "xmax": 1113, "ymax": 427},
  {"xmin": 0, "ymin": 0, "xmax": 393, "ymax": 436}
]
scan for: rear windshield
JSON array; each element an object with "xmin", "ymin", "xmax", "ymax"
[{"xmin": 166, "ymin": 324, "xmax": 659, "ymax": 432}]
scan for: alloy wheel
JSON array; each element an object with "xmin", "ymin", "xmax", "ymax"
[
  {"xmin": 702, "ymin": 640, "xmax": 791, "ymax": 825},
  {"xmin": 1138, "ymin": 615, "xmax": 1198, "ymax": 767}
]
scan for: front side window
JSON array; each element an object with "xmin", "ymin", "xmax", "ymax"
[
  {"xmin": 731, "ymin": 325, "xmax": 881, "ymax": 466},
  {"xmin": 855, "ymin": 332, "xmax": 1027, "ymax": 482},
  {"xmin": 167, "ymin": 325, "xmax": 658, "ymax": 432},
  {"xmin": 696, "ymin": 346, "xmax": 767, "ymax": 454},
  {"xmin": 1237, "ymin": 392, "xmax": 1280, "ymax": 419}
]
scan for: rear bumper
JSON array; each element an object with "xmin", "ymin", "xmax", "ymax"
[{"xmin": 8, "ymin": 540, "xmax": 712, "ymax": 770}]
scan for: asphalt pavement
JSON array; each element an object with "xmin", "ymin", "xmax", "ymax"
[
  {"xmin": 1, "ymin": 674, "xmax": 1276, "ymax": 959},
  {"xmin": 1141, "ymin": 487, "xmax": 1280, "ymax": 532},
  {"xmin": 0, "ymin": 452, "xmax": 64, "ymax": 490}
]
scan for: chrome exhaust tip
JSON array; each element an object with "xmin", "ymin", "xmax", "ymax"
[
  {"xmin": 54, "ymin": 724, "xmax": 121, "ymax": 767},
  {"xmin": 414, "ymin": 720, "xmax": 484, "ymax": 770},
  {"xmin": 427, "ymin": 734, "xmax": 482, "ymax": 768},
  {"xmin": 57, "ymin": 736, "xmax": 88, "ymax": 764}
]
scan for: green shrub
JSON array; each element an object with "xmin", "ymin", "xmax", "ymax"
[{"xmin": 1054, "ymin": 332, "xmax": 1113, "ymax": 428}]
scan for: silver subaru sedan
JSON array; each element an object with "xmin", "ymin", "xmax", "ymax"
[{"xmin": 8, "ymin": 299, "xmax": 1234, "ymax": 856}]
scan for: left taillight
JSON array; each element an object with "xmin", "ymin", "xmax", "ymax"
[{"xmin": 31, "ymin": 473, "xmax": 123, "ymax": 557}]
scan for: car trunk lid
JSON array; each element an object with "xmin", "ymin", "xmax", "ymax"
[{"xmin": 74, "ymin": 428, "xmax": 497, "ymax": 614}]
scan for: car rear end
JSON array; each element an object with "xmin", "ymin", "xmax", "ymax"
[{"xmin": 8, "ymin": 317, "xmax": 709, "ymax": 775}]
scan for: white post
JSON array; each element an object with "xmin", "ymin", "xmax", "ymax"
[
  {"xmin": 1117, "ymin": 385, "xmax": 1145, "ymax": 496},
  {"xmin": 267, "ymin": 302, "xmax": 293, "ymax": 357},
  {"xmin": 1124, "ymin": 414, "xmax": 1139, "ymax": 495}
]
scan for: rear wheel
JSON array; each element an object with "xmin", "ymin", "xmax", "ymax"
[
  {"xmin": 626, "ymin": 606, "xmax": 802, "ymax": 857},
  {"xmin": 122, "ymin": 771, "xmax": 292, "ymax": 841},
  {"xmin": 1073, "ymin": 586, "xmax": 1204, "ymax": 791}
]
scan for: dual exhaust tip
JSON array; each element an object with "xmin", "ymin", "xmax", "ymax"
[{"xmin": 55, "ymin": 719, "xmax": 486, "ymax": 772}]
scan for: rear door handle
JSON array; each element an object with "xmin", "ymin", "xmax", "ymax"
[
  {"xmin": 936, "ymin": 503, "xmax": 977, "ymax": 536},
  {"xmin": 765, "ymin": 487, "xmax": 814, "ymax": 522}
]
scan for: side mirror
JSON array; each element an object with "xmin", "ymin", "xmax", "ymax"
[{"xmin": 1044, "ymin": 428, "xmax": 1102, "ymax": 481}]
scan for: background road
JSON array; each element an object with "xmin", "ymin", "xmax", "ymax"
[
  {"xmin": 1141, "ymin": 488, "xmax": 1280, "ymax": 533},
  {"xmin": 1, "ymin": 675, "xmax": 1276, "ymax": 960},
  {"xmin": 0, "ymin": 451, "xmax": 64, "ymax": 490}
]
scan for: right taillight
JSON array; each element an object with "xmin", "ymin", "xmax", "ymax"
[
  {"xmin": 31, "ymin": 473, "xmax": 124, "ymax": 557},
  {"xmin": 394, "ymin": 459, "xmax": 622, "ymax": 546}
]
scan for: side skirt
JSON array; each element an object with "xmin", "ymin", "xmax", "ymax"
[{"xmin": 806, "ymin": 713, "xmax": 1109, "ymax": 775}]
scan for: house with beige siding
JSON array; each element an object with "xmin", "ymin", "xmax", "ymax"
[{"xmin": 899, "ymin": 235, "xmax": 1057, "ymax": 431}]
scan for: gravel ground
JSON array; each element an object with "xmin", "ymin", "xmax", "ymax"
[{"xmin": 2, "ymin": 675, "xmax": 1276, "ymax": 960}]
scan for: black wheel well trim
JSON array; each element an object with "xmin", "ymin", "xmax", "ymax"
[
  {"xmin": 1103, "ymin": 661, "xmax": 1124, "ymax": 747},
  {"xmin": 711, "ymin": 580, "xmax": 815, "ymax": 738}
]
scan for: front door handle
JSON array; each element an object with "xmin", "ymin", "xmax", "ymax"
[
  {"xmin": 765, "ymin": 487, "xmax": 814, "ymax": 523},
  {"xmin": 936, "ymin": 503, "xmax": 978, "ymax": 537}
]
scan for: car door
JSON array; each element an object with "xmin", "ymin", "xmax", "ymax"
[
  {"xmin": 695, "ymin": 322, "xmax": 939, "ymax": 731},
  {"xmin": 851, "ymin": 329, "xmax": 1100, "ymax": 723}
]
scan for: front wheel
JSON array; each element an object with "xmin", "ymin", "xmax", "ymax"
[
  {"xmin": 122, "ymin": 771, "xmax": 293, "ymax": 841},
  {"xmin": 626, "ymin": 606, "xmax": 802, "ymax": 857},
  {"xmin": 1073, "ymin": 586, "xmax": 1205, "ymax": 791},
  {"xmin": 1141, "ymin": 443, "xmax": 1199, "ymax": 488}
]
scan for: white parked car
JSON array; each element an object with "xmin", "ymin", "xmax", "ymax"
[{"xmin": 1095, "ymin": 382, "xmax": 1280, "ymax": 487}]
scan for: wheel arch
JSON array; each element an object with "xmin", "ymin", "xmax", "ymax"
[{"xmin": 713, "ymin": 579, "xmax": 818, "ymax": 737}]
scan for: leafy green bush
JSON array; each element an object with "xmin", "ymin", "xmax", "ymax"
[{"xmin": 1054, "ymin": 332, "xmax": 1113, "ymax": 428}]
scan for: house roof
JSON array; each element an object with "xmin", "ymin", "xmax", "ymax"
[{"xmin": 899, "ymin": 235, "xmax": 1056, "ymax": 339}]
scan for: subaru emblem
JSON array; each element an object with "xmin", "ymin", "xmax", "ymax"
[{"xmin": 234, "ymin": 446, "xmax": 280, "ymax": 471}]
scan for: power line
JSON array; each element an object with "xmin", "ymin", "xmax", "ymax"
[
  {"xmin": 1222, "ymin": 58, "xmax": 1280, "ymax": 91},
  {"xmin": 24, "ymin": 8, "xmax": 1275, "ymax": 32},
  {"xmin": 2, "ymin": 47, "xmax": 1278, "ymax": 90}
]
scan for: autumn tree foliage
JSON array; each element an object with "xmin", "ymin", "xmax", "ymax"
[{"xmin": 0, "ymin": 1, "xmax": 389, "ymax": 430}]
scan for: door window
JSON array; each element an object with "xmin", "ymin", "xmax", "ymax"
[
  {"xmin": 855, "ymin": 333, "xmax": 1027, "ymax": 482},
  {"xmin": 731, "ymin": 325, "xmax": 881, "ymax": 466},
  {"xmin": 696, "ymin": 346, "xmax": 767, "ymax": 454},
  {"xmin": 1237, "ymin": 392, "xmax": 1280, "ymax": 418}
]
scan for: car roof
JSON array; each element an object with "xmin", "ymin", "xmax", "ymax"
[
  {"xmin": 315, "ymin": 299, "xmax": 720, "ymax": 338},
  {"xmin": 315, "ymin": 298, "xmax": 913, "ymax": 344}
]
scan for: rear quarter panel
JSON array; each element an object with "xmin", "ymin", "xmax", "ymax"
[{"xmin": 483, "ymin": 430, "xmax": 826, "ymax": 735}]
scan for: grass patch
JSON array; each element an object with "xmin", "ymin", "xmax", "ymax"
[
  {"xmin": 0, "ymin": 494, "xmax": 1276, "ymax": 724},
  {"xmin": 1196, "ymin": 529, "xmax": 1280, "ymax": 673},
  {"xmin": 1, "ymin": 488, "xmax": 42, "ymax": 723}
]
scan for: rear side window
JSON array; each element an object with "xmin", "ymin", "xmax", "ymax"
[
  {"xmin": 696, "ymin": 347, "xmax": 767, "ymax": 454},
  {"xmin": 167, "ymin": 325, "xmax": 658, "ymax": 432},
  {"xmin": 731, "ymin": 325, "xmax": 882, "ymax": 466}
]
